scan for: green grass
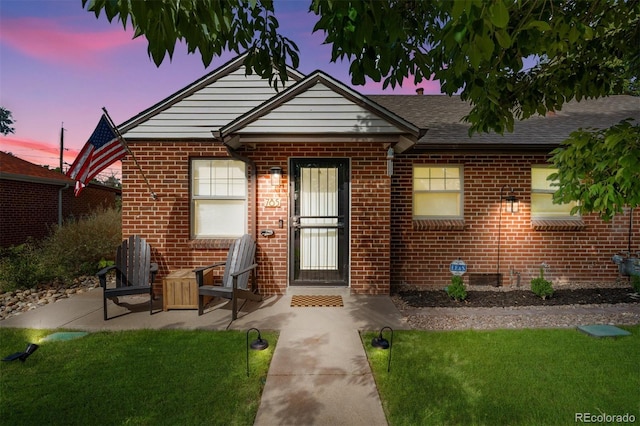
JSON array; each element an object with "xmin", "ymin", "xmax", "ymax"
[
  {"xmin": 0, "ymin": 328, "xmax": 277, "ymax": 425},
  {"xmin": 363, "ymin": 326, "xmax": 640, "ymax": 426}
]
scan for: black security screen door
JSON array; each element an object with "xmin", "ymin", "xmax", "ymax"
[{"xmin": 290, "ymin": 158, "xmax": 349, "ymax": 286}]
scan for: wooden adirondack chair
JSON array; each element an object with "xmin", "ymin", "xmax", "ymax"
[
  {"xmin": 194, "ymin": 234, "xmax": 261, "ymax": 320},
  {"xmin": 97, "ymin": 235, "xmax": 159, "ymax": 320}
]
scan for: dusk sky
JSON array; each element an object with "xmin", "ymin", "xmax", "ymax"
[{"xmin": 0, "ymin": 0, "xmax": 441, "ymax": 180}]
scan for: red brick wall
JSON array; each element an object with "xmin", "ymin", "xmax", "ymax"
[
  {"xmin": 0, "ymin": 180, "xmax": 62, "ymax": 247},
  {"xmin": 68, "ymin": 185, "xmax": 120, "ymax": 219},
  {"xmin": 251, "ymin": 143, "xmax": 391, "ymax": 295},
  {"xmin": 390, "ymin": 153, "xmax": 639, "ymax": 291},
  {"xmin": 121, "ymin": 141, "xmax": 392, "ymax": 296},
  {"xmin": 0, "ymin": 180, "xmax": 120, "ymax": 248},
  {"xmin": 120, "ymin": 142, "xmax": 231, "ymax": 295},
  {"xmin": 123, "ymin": 144, "xmax": 636, "ymax": 296}
]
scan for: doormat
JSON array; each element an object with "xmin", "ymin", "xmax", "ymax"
[{"xmin": 291, "ymin": 295, "xmax": 344, "ymax": 307}]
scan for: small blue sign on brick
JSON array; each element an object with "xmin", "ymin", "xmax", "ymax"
[{"xmin": 449, "ymin": 259, "xmax": 467, "ymax": 276}]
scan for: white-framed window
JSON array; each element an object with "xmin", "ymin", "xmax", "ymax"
[
  {"xmin": 191, "ymin": 159, "xmax": 247, "ymax": 238},
  {"xmin": 531, "ymin": 166, "xmax": 578, "ymax": 218},
  {"xmin": 413, "ymin": 165, "xmax": 463, "ymax": 218}
]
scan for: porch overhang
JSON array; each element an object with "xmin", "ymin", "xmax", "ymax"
[
  {"xmin": 211, "ymin": 70, "xmax": 425, "ymax": 154},
  {"xmin": 211, "ymin": 132, "xmax": 420, "ymax": 153}
]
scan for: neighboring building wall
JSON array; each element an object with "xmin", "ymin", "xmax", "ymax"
[
  {"xmin": 68, "ymin": 185, "xmax": 120, "ymax": 219},
  {"xmin": 0, "ymin": 180, "xmax": 119, "ymax": 247},
  {"xmin": 390, "ymin": 152, "xmax": 638, "ymax": 291},
  {"xmin": 0, "ymin": 180, "xmax": 65, "ymax": 247},
  {"xmin": 121, "ymin": 141, "xmax": 392, "ymax": 296}
]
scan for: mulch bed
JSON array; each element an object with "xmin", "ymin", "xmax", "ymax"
[{"xmin": 396, "ymin": 287, "xmax": 640, "ymax": 308}]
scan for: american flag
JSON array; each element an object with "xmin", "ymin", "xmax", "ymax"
[{"xmin": 66, "ymin": 114, "xmax": 127, "ymax": 196}]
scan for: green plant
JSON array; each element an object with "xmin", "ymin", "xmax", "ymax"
[
  {"xmin": 445, "ymin": 275, "xmax": 467, "ymax": 301},
  {"xmin": 39, "ymin": 207, "xmax": 122, "ymax": 283},
  {"xmin": 0, "ymin": 240, "xmax": 52, "ymax": 292},
  {"xmin": 631, "ymin": 274, "xmax": 640, "ymax": 293},
  {"xmin": 97, "ymin": 258, "xmax": 115, "ymax": 270},
  {"xmin": 0, "ymin": 208, "xmax": 122, "ymax": 291},
  {"xmin": 531, "ymin": 266, "xmax": 554, "ymax": 299}
]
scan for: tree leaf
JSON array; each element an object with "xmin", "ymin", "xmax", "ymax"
[
  {"xmin": 489, "ymin": 1, "xmax": 509, "ymax": 28},
  {"xmin": 495, "ymin": 29, "xmax": 512, "ymax": 48},
  {"xmin": 524, "ymin": 20, "xmax": 551, "ymax": 32}
]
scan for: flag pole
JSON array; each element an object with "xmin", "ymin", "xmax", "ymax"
[{"xmin": 101, "ymin": 107, "xmax": 157, "ymax": 200}]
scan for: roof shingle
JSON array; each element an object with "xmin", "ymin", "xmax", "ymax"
[
  {"xmin": 369, "ymin": 95, "xmax": 640, "ymax": 149},
  {"xmin": 0, "ymin": 152, "xmax": 72, "ymax": 185}
]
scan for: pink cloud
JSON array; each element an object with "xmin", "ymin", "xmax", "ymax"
[
  {"xmin": 1, "ymin": 135, "xmax": 121, "ymax": 177},
  {"xmin": 1, "ymin": 135, "xmax": 79, "ymax": 165},
  {"xmin": 0, "ymin": 17, "xmax": 140, "ymax": 69}
]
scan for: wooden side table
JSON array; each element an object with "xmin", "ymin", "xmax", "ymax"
[
  {"xmin": 163, "ymin": 268, "xmax": 215, "ymax": 311},
  {"xmin": 163, "ymin": 269, "xmax": 199, "ymax": 311}
]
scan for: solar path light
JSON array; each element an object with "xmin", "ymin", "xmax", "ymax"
[
  {"xmin": 371, "ymin": 326, "xmax": 393, "ymax": 372},
  {"xmin": 246, "ymin": 328, "xmax": 269, "ymax": 377}
]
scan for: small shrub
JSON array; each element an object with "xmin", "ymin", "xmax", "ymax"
[
  {"xmin": 445, "ymin": 275, "xmax": 467, "ymax": 301},
  {"xmin": 0, "ymin": 208, "xmax": 122, "ymax": 291},
  {"xmin": 631, "ymin": 274, "xmax": 640, "ymax": 294},
  {"xmin": 0, "ymin": 240, "xmax": 52, "ymax": 292},
  {"xmin": 531, "ymin": 267, "xmax": 554, "ymax": 299},
  {"xmin": 98, "ymin": 259, "xmax": 115, "ymax": 270},
  {"xmin": 39, "ymin": 207, "xmax": 122, "ymax": 283}
]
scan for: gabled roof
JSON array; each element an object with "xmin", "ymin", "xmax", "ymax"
[
  {"xmin": 0, "ymin": 152, "xmax": 72, "ymax": 186},
  {"xmin": 117, "ymin": 52, "xmax": 638, "ymax": 152},
  {"xmin": 118, "ymin": 53, "xmax": 306, "ymax": 139},
  {"xmin": 370, "ymin": 95, "xmax": 640, "ymax": 151},
  {"xmin": 216, "ymin": 70, "xmax": 425, "ymax": 153}
]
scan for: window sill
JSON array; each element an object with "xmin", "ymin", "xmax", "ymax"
[
  {"xmin": 531, "ymin": 218, "xmax": 585, "ymax": 231},
  {"xmin": 413, "ymin": 219, "xmax": 466, "ymax": 231},
  {"xmin": 189, "ymin": 238, "xmax": 236, "ymax": 249}
]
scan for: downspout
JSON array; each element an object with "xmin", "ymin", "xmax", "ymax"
[
  {"xmin": 58, "ymin": 184, "xmax": 70, "ymax": 226},
  {"xmin": 223, "ymin": 143, "xmax": 257, "ymax": 241}
]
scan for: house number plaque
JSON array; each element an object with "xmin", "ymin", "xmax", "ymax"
[{"xmin": 265, "ymin": 198, "xmax": 281, "ymax": 208}]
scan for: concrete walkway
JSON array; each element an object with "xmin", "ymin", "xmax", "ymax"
[{"xmin": 0, "ymin": 287, "xmax": 407, "ymax": 425}]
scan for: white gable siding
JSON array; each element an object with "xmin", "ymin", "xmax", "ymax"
[
  {"xmin": 236, "ymin": 84, "xmax": 405, "ymax": 134},
  {"xmin": 122, "ymin": 68, "xmax": 282, "ymax": 139}
]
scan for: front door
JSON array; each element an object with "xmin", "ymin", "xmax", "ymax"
[{"xmin": 290, "ymin": 158, "xmax": 349, "ymax": 286}]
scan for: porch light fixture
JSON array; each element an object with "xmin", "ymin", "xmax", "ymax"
[
  {"xmin": 246, "ymin": 328, "xmax": 269, "ymax": 377},
  {"xmin": 497, "ymin": 185, "xmax": 519, "ymax": 286},
  {"xmin": 2, "ymin": 342, "xmax": 39, "ymax": 362},
  {"xmin": 270, "ymin": 167, "xmax": 282, "ymax": 187},
  {"xmin": 371, "ymin": 326, "xmax": 393, "ymax": 372},
  {"xmin": 502, "ymin": 186, "xmax": 519, "ymax": 213}
]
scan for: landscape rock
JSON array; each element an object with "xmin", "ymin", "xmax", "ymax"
[{"xmin": 0, "ymin": 276, "xmax": 103, "ymax": 321}]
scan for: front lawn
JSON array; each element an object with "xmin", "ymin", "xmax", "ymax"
[
  {"xmin": 364, "ymin": 326, "xmax": 639, "ymax": 426},
  {"xmin": 0, "ymin": 328, "xmax": 277, "ymax": 425}
]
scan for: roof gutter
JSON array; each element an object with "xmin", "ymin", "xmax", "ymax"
[{"xmin": 0, "ymin": 172, "xmax": 72, "ymax": 186}]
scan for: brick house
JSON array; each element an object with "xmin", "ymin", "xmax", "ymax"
[
  {"xmin": 117, "ymin": 54, "xmax": 639, "ymax": 296},
  {"xmin": 0, "ymin": 152, "xmax": 121, "ymax": 247}
]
